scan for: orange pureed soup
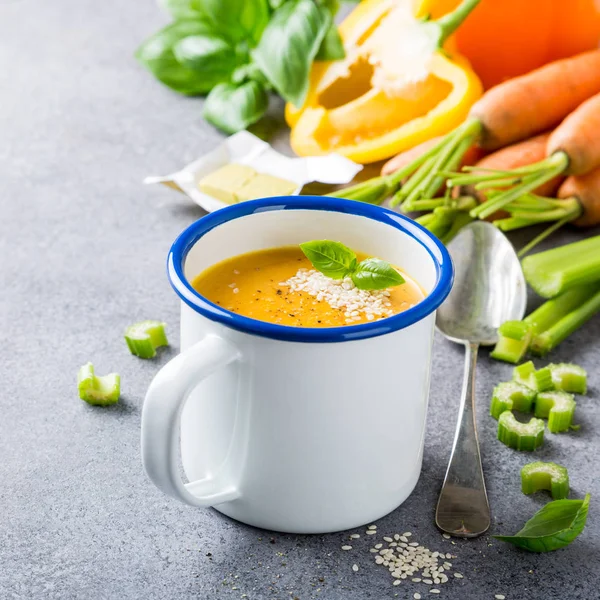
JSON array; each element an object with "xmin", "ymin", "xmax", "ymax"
[{"xmin": 191, "ymin": 246, "xmax": 425, "ymax": 328}]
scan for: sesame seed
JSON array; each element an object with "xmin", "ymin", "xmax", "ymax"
[
  {"xmin": 409, "ymin": 542, "xmax": 419, "ymax": 547},
  {"xmin": 404, "ymin": 532, "xmax": 412, "ymax": 537},
  {"xmin": 394, "ymin": 534, "xmax": 400, "ymax": 541},
  {"xmin": 414, "ymin": 594, "xmax": 422, "ymax": 600},
  {"xmin": 495, "ymin": 596, "xmax": 506, "ymax": 600},
  {"xmin": 423, "ymin": 579, "xmax": 433, "ymax": 585},
  {"xmin": 454, "ymin": 573, "xmax": 463, "ymax": 579},
  {"xmin": 445, "ymin": 553, "xmax": 453, "ymax": 559},
  {"xmin": 368, "ymin": 525, "xmax": 377, "ymax": 530},
  {"xmin": 352, "ymin": 564, "xmax": 359, "ymax": 572},
  {"xmin": 412, "ymin": 578, "xmax": 422, "ymax": 582},
  {"xmin": 442, "ymin": 534, "xmax": 451, "ymax": 539},
  {"xmin": 399, "ymin": 535, "xmax": 408, "ymax": 542},
  {"xmin": 341, "ymin": 545, "xmax": 352, "ymax": 551},
  {"xmin": 370, "ymin": 548, "xmax": 379, "ymax": 553},
  {"xmin": 366, "ymin": 530, "xmax": 377, "ymax": 535},
  {"xmin": 375, "ymin": 544, "xmax": 383, "ymax": 549},
  {"xmin": 350, "ymin": 534, "xmax": 360, "ymax": 539},
  {"xmin": 393, "ymin": 580, "xmax": 401, "ymax": 586},
  {"xmin": 384, "ymin": 536, "xmax": 393, "ymax": 542},
  {"xmin": 430, "ymin": 590, "xmax": 440, "ymax": 594}
]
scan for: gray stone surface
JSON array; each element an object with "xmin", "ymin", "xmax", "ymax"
[{"xmin": 1, "ymin": 1, "xmax": 599, "ymax": 599}]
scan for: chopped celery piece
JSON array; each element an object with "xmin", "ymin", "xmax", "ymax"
[
  {"xmin": 521, "ymin": 461, "xmax": 570, "ymax": 500},
  {"xmin": 125, "ymin": 320, "xmax": 168, "ymax": 358},
  {"xmin": 490, "ymin": 381, "xmax": 536, "ymax": 420},
  {"xmin": 490, "ymin": 321, "xmax": 532, "ymax": 364},
  {"xmin": 549, "ymin": 363, "xmax": 587, "ymax": 395},
  {"xmin": 512, "ymin": 361, "xmax": 537, "ymax": 389},
  {"xmin": 77, "ymin": 362, "xmax": 120, "ymax": 406},
  {"xmin": 533, "ymin": 366, "xmax": 554, "ymax": 392},
  {"xmin": 535, "ymin": 391, "xmax": 577, "ymax": 433},
  {"xmin": 521, "ymin": 235, "xmax": 600, "ymax": 298},
  {"xmin": 498, "ymin": 411, "xmax": 545, "ymax": 451}
]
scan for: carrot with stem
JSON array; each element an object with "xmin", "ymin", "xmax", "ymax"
[
  {"xmin": 466, "ymin": 92, "xmax": 600, "ymax": 219},
  {"xmin": 389, "ymin": 50, "xmax": 600, "ymax": 208}
]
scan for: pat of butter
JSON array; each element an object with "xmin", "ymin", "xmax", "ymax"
[
  {"xmin": 198, "ymin": 163, "xmax": 256, "ymax": 204},
  {"xmin": 235, "ymin": 173, "xmax": 298, "ymax": 202}
]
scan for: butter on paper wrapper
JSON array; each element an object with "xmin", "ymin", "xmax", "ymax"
[{"xmin": 144, "ymin": 131, "xmax": 363, "ymax": 213}]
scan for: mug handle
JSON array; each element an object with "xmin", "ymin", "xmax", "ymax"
[{"xmin": 141, "ymin": 334, "xmax": 243, "ymax": 507}]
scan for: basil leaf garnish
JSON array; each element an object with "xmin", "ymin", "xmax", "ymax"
[
  {"xmin": 300, "ymin": 241, "xmax": 357, "ymax": 280},
  {"xmin": 203, "ymin": 81, "xmax": 269, "ymax": 134},
  {"xmin": 351, "ymin": 258, "xmax": 405, "ymax": 290},
  {"xmin": 135, "ymin": 20, "xmax": 227, "ymax": 96},
  {"xmin": 252, "ymin": 0, "xmax": 331, "ymax": 107},
  {"xmin": 494, "ymin": 494, "xmax": 590, "ymax": 552}
]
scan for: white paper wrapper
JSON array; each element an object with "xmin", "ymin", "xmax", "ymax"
[{"xmin": 144, "ymin": 131, "xmax": 362, "ymax": 213}]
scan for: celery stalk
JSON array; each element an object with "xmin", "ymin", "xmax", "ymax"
[
  {"xmin": 498, "ymin": 411, "xmax": 545, "ymax": 451},
  {"xmin": 521, "ymin": 462, "xmax": 569, "ymax": 500},
  {"xmin": 531, "ymin": 285, "xmax": 600, "ymax": 356},
  {"xmin": 125, "ymin": 320, "xmax": 168, "ymax": 359},
  {"xmin": 78, "ymin": 363, "xmax": 120, "ymax": 406},
  {"xmin": 492, "ymin": 283, "xmax": 600, "ymax": 363},
  {"xmin": 521, "ymin": 235, "xmax": 600, "ymax": 298},
  {"xmin": 490, "ymin": 381, "xmax": 536, "ymax": 420},
  {"xmin": 534, "ymin": 391, "xmax": 577, "ymax": 433},
  {"xmin": 549, "ymin": 363, "xmax": 587, "ymax": 395}
]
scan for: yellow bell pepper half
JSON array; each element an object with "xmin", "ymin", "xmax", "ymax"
[{"xmin": 286, "ymin": 0, "xmax": 482, "ymax": 164}]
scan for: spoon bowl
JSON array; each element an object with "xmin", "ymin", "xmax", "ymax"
[{"xmin": 435, "ymin": 221, "xmax": 526, "ymax": 537}]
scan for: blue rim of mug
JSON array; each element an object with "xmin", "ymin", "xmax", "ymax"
[{"xmin": 168, "ymin": 196, "xmax": 454, "ymax": 343}]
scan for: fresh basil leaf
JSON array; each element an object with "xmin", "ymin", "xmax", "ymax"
[
  {"xmin": 318, "ymin": 0, "xmax": 341, "ymax": 16},
  {"xmin": 158, "ymin": 0, "xmax": 205, "ymax": 19},
  {"xmin": 203, "ymin": 81, "xmax": 269, "ymax": 134},
  {"xmin": 136, "ymin": 20, "xmax": 227, "ymax": 95},
  {"xmin": 252, "ymin": 0, "xmax": 331, "ymax": 107},
  {"xmin": 300, "ymin": 240, "xmax": 357, "ymax": 280},
  {"xmin": 351, "ymin": 258, "xmax": 405, "ymax": 290},
  {"xmin": 173, "ymin": 34, "xmax": 238, "ymax": 76},
  {"xmin": 494, "ymin": 494, "xmax": 590, "ymax": 552},
  {"xmin": 202, "ymin": 0, "xmax": 271, "ymax": 45},
  {"xmin": 315, "ymin": 23, "xmax": 345, "ymax": 61}
]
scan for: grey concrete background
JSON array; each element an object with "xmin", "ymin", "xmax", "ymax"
[{"xmin": 1, "ymin": 1, "xmax": 599, "ymax": 599}]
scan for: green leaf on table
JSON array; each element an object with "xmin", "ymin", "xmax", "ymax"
[
  {"xmin": 136, "ymin": 20, "xmax": 228, "ymax": 95},
  {"xmin": 203, "ymin": 81, "xmax": 269, "ymax": 134},
  {"xmin": 158, "ymin": 0, "xmax": 206, "ymax": 19},
  {"xmin": 494, "ymin": 493, "xmax": 590, "ymax": 552},
  {"xmin": 315, "ymin": 23, "xmax": 345, "ymax": 61},
  {"xmin": 202, "ymin": 0, "xmax": 271, "ymax": 45},
  {"xmin": 351, "ymin": 258, "xmax": 405, "ymax": 290},
  {"xmin": 252, "ymin": 0, "xmax": 331, "ymax": 107},
  {"xmin": 300, "ymin": 240, "xmax": 357, "ymax": 280},
  {"xmin": 173, "ymin": 34, "xmax": 238, "ymax": 76}
]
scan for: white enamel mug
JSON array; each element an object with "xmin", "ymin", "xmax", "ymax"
[{"xmin": 141, "ymin": 197, "xmax": 453, "ymax": 534}]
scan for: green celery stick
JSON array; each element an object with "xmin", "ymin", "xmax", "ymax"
[
  {"xmin": 521, "ymin": 235, "xmax": 600, "ymax": 298},
  {"xmin": 78, "ymin": 363, "xmax": 120, "ymax": 406},
  {"xmin": 490, "ymin": 381, "xmax": 536, "ymax": 420},
  {"xmin": 498, "ymin": 411, "xmax": 545, "ymax": 451},
  {"xmin": 549, "ymin": 363, "xmax": 587, "ymax": 395},
  {"xmin": 125, "ymin": 320, "xmax": 168, "ymax": 359},
  {"xmin": 521, "ymin": 461, "xmax": 570, "ymax": 500},
  {"xmin": 535, "ymin": 391, "xmax": 577, "ymax": 433}
]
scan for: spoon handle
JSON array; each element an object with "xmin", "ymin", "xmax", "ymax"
[{"xmin": 435, "ymin": 342, "xmax": 490, "ymax": 537}]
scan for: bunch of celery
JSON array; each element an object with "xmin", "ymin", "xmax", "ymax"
[{"xmin": 492, "ymin": 235, "xmax": 600, "ymax": 363}]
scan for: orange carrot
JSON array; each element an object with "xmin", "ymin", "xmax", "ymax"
[
  {"xmin": 558, "ymin": 168, "xmax": 600, "ymax": 227},
  {"xmin": 547, "ymin": 93, "xmax": 600, "ymax": 175},
  {"xmin": 472, "ymin": 50, "xmax": 600, "ymax": 150},
  {"xmin": 467, "ymin": 133, "xmax": 564, "ymax": 203}
]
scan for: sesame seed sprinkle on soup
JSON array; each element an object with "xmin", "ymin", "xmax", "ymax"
[{"xmin": 191, "ymin": 246, "xmax": 425, "ymax": 328}]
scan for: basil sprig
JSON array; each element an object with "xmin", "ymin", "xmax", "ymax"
[
  {"xmin": 136, "ymin": 0, "xmax": 347, "ymax": 133},
  {"xmin": 300, "ymin": 240, "xmax": 405, "ymax": 291},
  {"xmin": 494, "ymin": 494, "xmax": 590, "ymax": 552}
]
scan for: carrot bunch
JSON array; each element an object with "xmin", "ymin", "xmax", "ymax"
[{"xmin": 380, "ymin": 49, "xmax": 600, "ymax": 247}]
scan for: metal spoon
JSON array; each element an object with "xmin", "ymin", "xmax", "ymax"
[{"xmin": 435, "ymin": 221, "xmax": 526, "ymax": 537}]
